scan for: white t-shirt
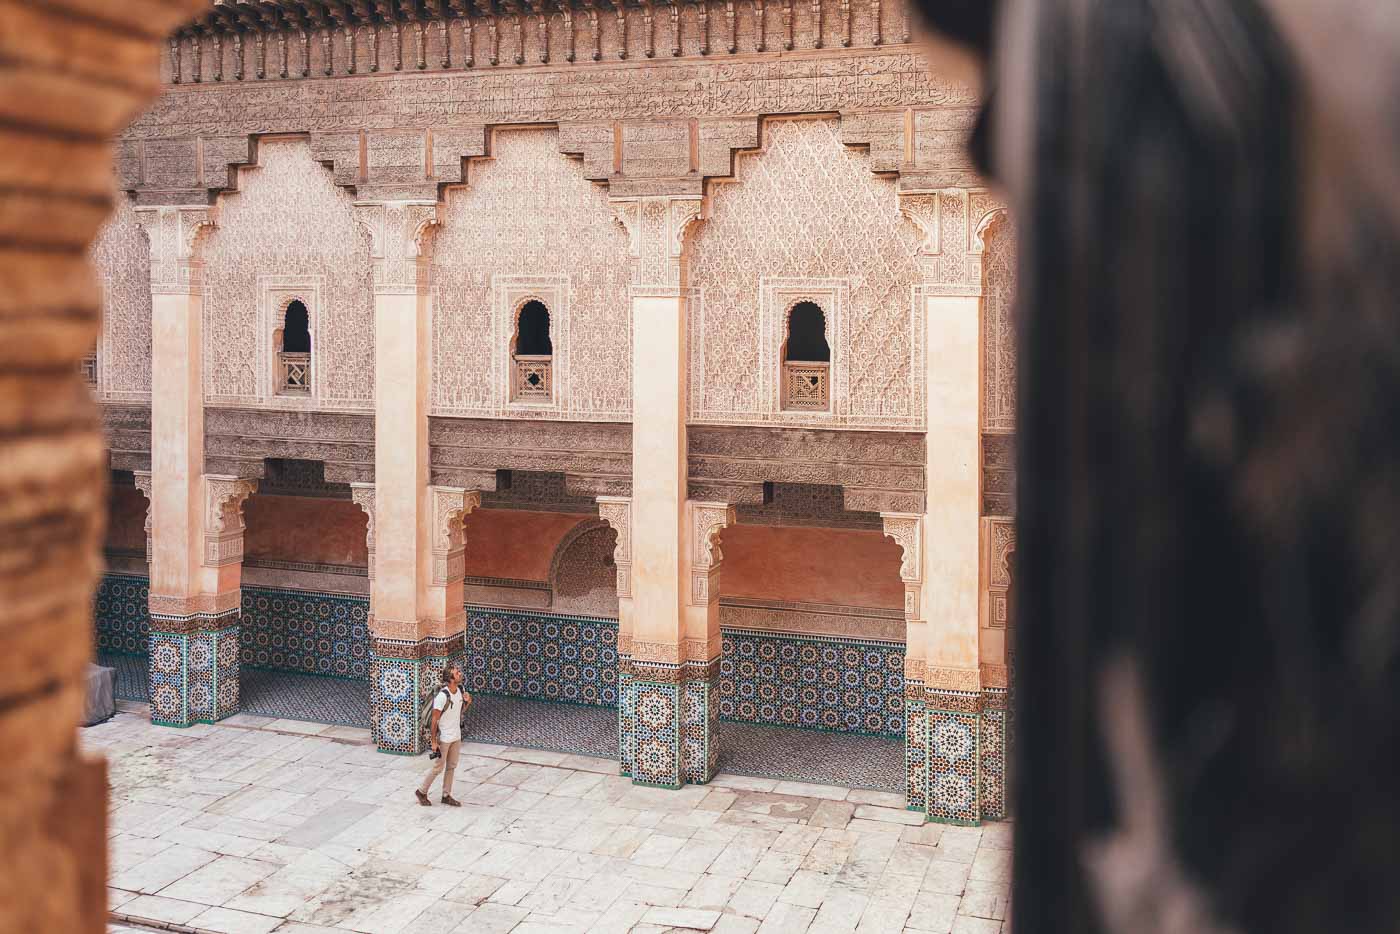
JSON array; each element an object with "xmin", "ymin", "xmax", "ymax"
[{"xmin": 432, "ymin": 687, "xmax": 464, "ymax": 744}]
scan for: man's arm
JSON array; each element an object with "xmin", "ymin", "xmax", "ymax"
[{"xmin": 429, "ymin": 706, "xmax": 442, "ymax": 751}]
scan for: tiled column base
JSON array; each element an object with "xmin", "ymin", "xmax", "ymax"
[
  {"xmin": 148, "ymin": 613, "xmax": 240, "ymax": 728},
  {"xmin": 979, "ymin": 688, "xmax": 1009, "ymax": 821},
  {"xmin": 906, "ymin": 687, "xmax": 1011, "ymax": 824},
  {"xmin": 919, "ymin": 688, "xmax": 984, "ymax": 825},
  {"xmin": 370, "ymin": 634, "xmax": 466, "ymax": 755},
  {"xmin": 619, "ymin": 658, "xmax": 719, "ymax": 788}
]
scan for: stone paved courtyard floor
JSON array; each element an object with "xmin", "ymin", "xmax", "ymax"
[{"xmin": 91, "ymin": 701, "xmax": 1010, "ymax": 934}]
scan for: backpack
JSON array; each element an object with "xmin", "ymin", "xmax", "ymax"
[{"xmin": 417, "ymin": 686, "xmax": 472, "ymax": 737}]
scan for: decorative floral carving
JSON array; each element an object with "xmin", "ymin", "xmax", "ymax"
[
  {"xmin": 688, "ymin": 118, "xmax": 924, "ymax": 430},
  {"xmin": 201, "ymin": 140, "xmax": 374, "ymax": 410},
  {"xmin": 596, "ymin": 495, "xmax": 632, "ymax": 598},
  {"xmin": 432, "ymin": 129, "xmax": 631, "ymax": 422},
  {"xmin": 430, "ymin": 485, "xmax": 482, "ymax": 585},
  {"xmin": 897, "ymin": 193, "xmax": 938, "ymax": 255},
  {"xmin": 89, "ymin": 197, "xmax": 152, "ymax": 402},
  {"xmin": 980, "ymin": 211, "xmax": 1017, "ymax": 432},
  {"xmin": 881, "ymin": 511, "xmax": 922, "ymax": 621},
  {"xmin": 204, "ymin": 475, "xmax": 258, "ymax": 567}
]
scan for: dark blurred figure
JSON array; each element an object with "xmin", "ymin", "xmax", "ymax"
[{"xmin": 912, "ymin": 2, "xmax": 1400, "ymax": 933}]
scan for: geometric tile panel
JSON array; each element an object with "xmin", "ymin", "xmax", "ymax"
[
  {"xmin": 720, "ymin": 719, "xmax": 905, "ymax": 793},
  {"xmin": 622, "ymin": 679, "xmax": 681, "ymax": 788},
  {"xmin": 94, "ymin": 573, "xmax": 150, "ymax": 655},
  {"xmin": 980, "ymin": 688, "xmax": 1008, "ymax": 821},
  {"xmin": 718, "ymin": 628, "xmax": 905, "ymax": 737},
  {"xmin": 147, "ymin": 622, "xmax": 240, "ymax": 728},
  {"xmin": 370, "ymin": 653, "xmax": 421, "ymax": 755},
  {"xmin": 241, "ymin": 586, "xmax": 370, "ymax": 680},
  {"xmin": 926, "ymin": 704, "xmax": 981, "ymax": 825},
  {"xmin": 148, "ymin": 632, "xmax": 189, "ymax": 727},
  {"xmin": 617, "ymin": 666, "xmax": 635, "ymax": 777},
  {"xmin": 905, "ymin": 693, "xmax": 929, "ymax": 812},
  {"xmin": 465, "ymin": 607, "xmax": 618, "ymax": 707},
  {"xmin": 680, "ymin": 674, "xmax": 718, "ymax": 784}
]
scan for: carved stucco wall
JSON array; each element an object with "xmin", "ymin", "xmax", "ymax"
[
  {"xmin": 688, "ymin": 117, "xmax": 924, "ymax": 430},
  {"xmin": 550, "ymin": 524, "xmax": 620, "ymax": 618},
  {"xmin": 90, "ymin": 195, "xmax": 152, "ymax": 402},
  {"xmin": 202, "ymin": 139, "xmax": 374, "ymax": 410},
  {"xmin": 982, "ymin": 213, "xmax": 1016, "ymax": 433},
  {"xmin": 432, "ymin": 129, "xmax": 632, "ymax": 420}
]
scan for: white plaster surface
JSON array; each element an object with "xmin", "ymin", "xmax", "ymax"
[{"xmin": 93, "ymin": 705, "xmax": 1011, "ymax": 933}]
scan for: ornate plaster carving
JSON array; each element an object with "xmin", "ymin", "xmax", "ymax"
[
  {"xmin": 89, "ymin": 198, "xmax": 152, "ymax": 403},
  {"xmin": 881, "ymin": 511, "xmax": 921, "ymax": 621},
  {"xmin": 596, "ymin": 495, "xmax": 632, "ymax": 598},
  {"xmin": 133, "ymin": 204, "xmax": 216, "ymax": 294},
  {"xmin": 925, "ymin": 665, "xmax": 981, "ymax": 694},
  {"xmin": 897, "ymin": 192, "xmax": 938, "ymax": 254},
  {"xmin": 353, "ymin": 199, "xmax": 440, "ymax": 294},
  {"xmin": 980, "ymin": 210, "xmax": 1017, "ymax": 432},
  {"xmin": 984, "ymin": 515, "xmax": 1015, "ymax": 631},
  {"xmin": 204, "ymin": 475, "xmax": 258, "ymax": 567},
  {"xmin": 432, "ymin": 130, "xmax": 631, "ymax": 422},
  {"xmin": 202, "ymin": 141, "xmax": 374, "ymax": 410},
  {"xmin": 610, "ymin": 194, "xmax": 705, "ymax": 288},
  {"xmin": 132, "ymin": 470, "xmax": 154, "ymax": 563},
  {"xmin": 688, "ymin": 118, "xmax": 925, "ymax": 430},
  {"xmin": 689, "ymin": 500, "xmax": 735, "ymax": 606},
  {"xmin": 430, "ymin": 485, "xmax": 482, "ymax": 586},
  {"xmin": 350, "ymin": 482, "xmax": 376, "ymax": 578}
]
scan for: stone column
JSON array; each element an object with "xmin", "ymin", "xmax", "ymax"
[
  {"xmin": 896, "ymin": 188, "xmax": 991, "ymax": 823},
  {"xmin": 609, "ymin": 194, "xmax": 716, "ymax": 787},
  {"xmin": 354, "ymin": 200, "xmax": 450, "ymax": 754},
  {"xmin": 136, "ymin": 206, "xmax": 255, "ymax": 728}
]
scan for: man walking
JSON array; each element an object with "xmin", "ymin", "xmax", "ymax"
[{"xmin": 415, "ymin": 664, "xmax": 469, "ymax": 807}]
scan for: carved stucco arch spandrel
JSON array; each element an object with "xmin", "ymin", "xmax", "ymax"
[
  {"xmin": 431, "ymin": 485, "xmax": 482, "ymax": 586},
  {"xmin": 204, "ymin": 475, "xmax": 259, "ymax": 567},
  {"xmin": 689, "ymin": 500, "xmax": 735, "ymax": 607},
  {"xmin": 881, "ymin": 511, "xmax": 922, "ymax": 622},
  {"xmin": 132, "ymin": 470, "xmax": 154, "ymax": 564},
  {"xmin": 596, "ymin": 495, "xmax": 632, "ymax": 598},
  {"xmin": 352, "ymin": 200, "xmax": 441, "ymax": 293},
  {"xmin": 350, "ymin": 482, "xmax": 375, "ymax": 579}
]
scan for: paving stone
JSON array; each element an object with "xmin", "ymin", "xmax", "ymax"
[
  {"xmin": 907, "ymin": 892, "xmax": 961, "ymax": 933},
  {"xmin": 642, "ymin": 906, "xmax": 723, "ymax": 930},
  {"xmin": 187, "ymin": 906, "xmax": 283, "ymax": 934},
  {"xmin": 95, "ymin": 710, "xmax": 1011, "ymax": 934},
  {"xmin": 958, "ymin": 879, "xmax": 1010, "ymax": 920},
  {"xmin": 120, "ymin": 894, "xmax": 208, "ymax": 925}
]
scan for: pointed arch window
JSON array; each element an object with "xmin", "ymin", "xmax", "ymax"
[
  {"xmin": 276, "ymin": 299, "xmax": 311, "ymax": 395},
  {"xmin": 782, "ymin": 300, "xmax": 831, "ymax": 411},
  {"xmin": 511, "ymin": 299, "xmax": 553, "ymax": 402}
]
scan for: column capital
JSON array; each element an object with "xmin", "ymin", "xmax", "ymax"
[
  {"xmin": 134, "ymin": 204, "xmax": 217, "ymax": 294},
  {"xmin": 882, "ymin": 511, "xmax": 923, "ymax": 625},
  {"xmin": 610, "ymin": 194, "xmax": 705, "ymax": 289},
  {"xmin": 898, "ymin": 188, "xmax": 1008, "ymax": 296},
  {"xmin": 429, "ymin": 485, "xmax": 481, "ymax": 586},
  {"xmin": 352, "ymin": 199, "xmax": 440, "ymax": 294},
  {"xmin": 132, "ymin": 470, "xmax": 154, "ymax": 564},
  {"xmin": 204, "ymin": 474, "xmax": 258, "ymax": 567},
  {"xmin": 597, "ymin": 495, "xmax": 633, "ymax": 599},
  {"xmin": 688, "ymin": 500, "xmax": 734, "ymax": 607}
]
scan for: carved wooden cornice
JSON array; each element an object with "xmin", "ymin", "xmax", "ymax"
[{"xmin": 176, "ymin": 0, "xmax": 910, "ymax": 84}]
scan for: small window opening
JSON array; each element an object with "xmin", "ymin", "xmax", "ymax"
[
  {"xmin": 512, "ymin": 300, "xmax": 553, "ymax": 402},
  {"xmin": 782, "ymin": 301, "xmax": 831, "ymax": 411},
  {"xmin": 277, "ymin": 299, "xmax": 311, "ymax": 395}
]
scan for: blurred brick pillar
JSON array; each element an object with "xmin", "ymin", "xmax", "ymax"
[{"xmin": 0, "ymin": 2, "xmax": 207, "ymax": 932}]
